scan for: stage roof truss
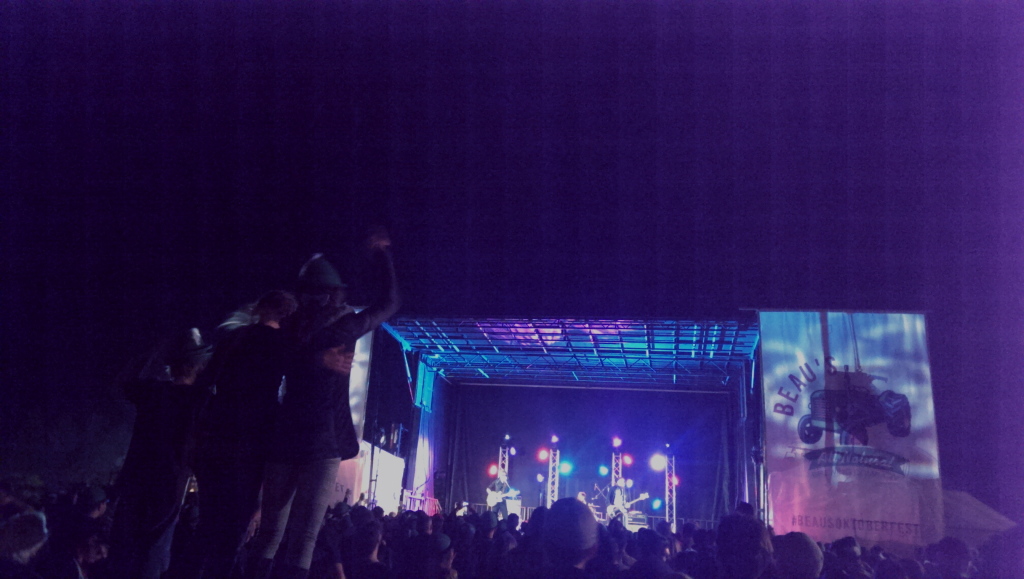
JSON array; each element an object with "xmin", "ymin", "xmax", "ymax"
[{"xmin": 384, "ymin": 318, "xmax": 759, "ymax": 392}]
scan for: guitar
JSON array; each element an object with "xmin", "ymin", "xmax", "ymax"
[
  {"xmin": 486, "ymin": 488, "xmax": 519, "ymax": 507},
  {"xmin": 606, "ymin": 492, "xmax": 650, "ymax": 518}
]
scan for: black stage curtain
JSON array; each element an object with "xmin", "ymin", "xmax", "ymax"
[{"xmin": 449, "ymin": 385, "xmax": 736, "ymax": 522}]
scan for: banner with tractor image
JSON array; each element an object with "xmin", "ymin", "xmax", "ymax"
[{"xmin": 759, "ymin": 311, "xmax": 943, "ymax": 547}]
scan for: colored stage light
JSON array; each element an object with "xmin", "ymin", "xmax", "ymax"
[
  {"xmin": 536, "ymin": 473, "xmax": 545, "ymax": 483},
  {"xmin": 598, "ymin": 465, "xmax": 610, "ymax": 476},
  {"xmin": 672, "ymin": 475, "xmax": 680, "ymax": 486},
  {"xmin": 612, "ymin": 436, "xmax": 623, "ymax": 448},
  {"xmin": 504, "ymin": 434, "xmax": 511, "ymax": 441},
  {"xmin": 626, "ymin": 479, "xmax": 634, "ymax": 488},
  {"xmin": 652, "ymin": 498, "xmax": 663, "ymax": 510},
  {"xmin": 538, "ymin": 449, "xmax": 550, "ymax": 461},
  {"xmin": 622, "ymin": 454, "xmax": 634, "ymax": 466},
  {"xmin": 509, "ymin": 447, "xmax": 517, "ymax": 456},
  {"xmin": 559, "ymin": 462, "xmax": 573, "ymax": 475},
  {"xmin": 551, "ymin": 435, "xmax": 559, "ymax": 444},
  {"xmin": 649, "ymin": 453, "xmax": 668, "ymax": 472},
  {"xmin": 488, "ymin": 464, "xmax": 498, "ymax": 476}
]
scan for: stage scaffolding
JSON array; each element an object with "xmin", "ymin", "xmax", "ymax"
[{"xmin": 384, "ymin": 316, "xmax": 761, "ymax": 520}]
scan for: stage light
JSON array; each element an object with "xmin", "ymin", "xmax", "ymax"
[
  {"xmin": 504, "ymin": 434, "xmax": 511, "ymax": 441},
  {"xmin": 626, "ymin": 479, "xmax": 634, "ymax": 488},
  {"xmin": 551, "ymin": 435, "xmax": 559, "ymax": 444},
  {"xmin": 598, "ymin": 465, "xmax": 610, "ymax": 477},
  {"xmin": 622, "ymin": 454, "xmax": 634, "ymax": 466},
  {"xmin": 612, "ymin": 436, "xmax": 623, "ymax": 448},
  {"xmin": 559, "ymin": 462, "xmax": 573, "ymax": 475},
  {"xmin": 509, "ymin": 447, "xmax": 517, "ymax": 456},
  {"xmin": 652, "ymin": 498, "xmax": 663, "ymax": 510},
  {"xmin": 650, "ymin": 453, "xmax": 668, "ymax": 472},
  {"xmin": 536, "ymin": 473, "xmax": 545, "ymax": 483},
  {"xmin": 672, "ymin": 475, "xmax": 680, "ymax": 486},
  {"xmin": 538, "ymin": 449, "xmax": 550, "ymax": 461},
  {"xmin": 488, "ymin": 464, "xmax": 498, "ymax": 476}
]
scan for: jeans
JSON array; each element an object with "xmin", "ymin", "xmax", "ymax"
[{"xmin": 250, "ymin": 458, "xmax": 340, "ymax": 570}]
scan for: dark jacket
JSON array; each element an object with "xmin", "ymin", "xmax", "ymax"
[
  {"xmin": 196, "ymin": 323, "xmax": 287, "ymax": 460},
  {"xmin": 269, "ymin": 249, "xmax": 400, "ymax": 464}
]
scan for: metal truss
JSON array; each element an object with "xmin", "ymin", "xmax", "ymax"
[
  {"xmin": 384, "ymin": 318, "xmax": 759, "ymax": 390},
  {"xmin": 665, "ymin": 455, "xmax": 677, "ymax": 533},
  {"xmin": 547, "ymin": 448, "xmax": 560, "ymax": 508},
  {"xmin": 498, "ymin": 445, "xmax": 510, "ymax": 479},
  {"xmin": 611, "ymin": 452, "xmax": 623, "ymax": 488}
]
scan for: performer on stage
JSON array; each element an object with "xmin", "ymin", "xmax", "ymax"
[
  {"xmin": 486, "ymin": 471, "xmax": 513, "ymax": 521},
  {"xmin": 608, "ymin": 478, "xmax": 629, "ymax": 521},
  {"xmin": 607, "ymin": 479, "xmax": 649, "ymax": 522}
]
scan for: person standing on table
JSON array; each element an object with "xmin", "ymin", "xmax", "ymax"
[{"xmin": 246, "ymin": 230, "xmax": 400, "ymax": 579}]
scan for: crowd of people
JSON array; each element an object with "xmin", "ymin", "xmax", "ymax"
[
  {"xmin": 0, "ymin": 226, "xmax": 1022, "ymax": 579},
  {"xmin": 2, "ymin": 480, "xmax": 1023, "ymax": 579}
]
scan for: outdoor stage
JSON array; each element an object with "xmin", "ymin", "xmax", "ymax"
[
  {"xmin": 326, "ymin": 310, "xmax": 994, "ymax": 551},
  {"xmin": 378, "ymin": 316, "xmax": 762, "ymax": 526}
]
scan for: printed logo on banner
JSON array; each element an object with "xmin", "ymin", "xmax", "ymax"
[{"xmin": 759, "ymin": 312, "xmax": 943, "ymax": 547}]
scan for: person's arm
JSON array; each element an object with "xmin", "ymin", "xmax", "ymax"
[{"xmin": 329, "ymin": 234, "xmax": 401, "ymax": 342}]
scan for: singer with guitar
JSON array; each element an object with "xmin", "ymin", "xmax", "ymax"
[
  {"xmin": 607, "ymin": 478, "xmax": 649, "ymax": 520},
  {"xmin": 486, "ymin": 471, "xmax": 517, "ymax": 521}
]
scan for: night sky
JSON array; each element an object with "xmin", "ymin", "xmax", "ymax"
[{"xmin": 3, "ymin": 1, "xmax": 1022, "ymax": 523}]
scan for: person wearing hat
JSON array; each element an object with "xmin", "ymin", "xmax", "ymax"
[
  {"xmin": 247, "ymin": 230, "xmax": 400, "ymax": 579},
  {"xmin": 0, "ymin": 511, "xmax": 48, "ymax": 578},
  {"xmin": 107, "ymin": 328, "xmax": 212, "ymax": 579}
]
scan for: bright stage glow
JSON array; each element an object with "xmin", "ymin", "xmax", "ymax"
[
  {"xmin": 551, "ymin": 435, "xmax": 559, "ymax": 444},
  {"xmin": 672, "ymin": 475, "xmax": 680, "ymax": 486},
  {"xmin": 612, "ymin": 436, "xmax": 623, "ymax": 448},
  {"xmin": 510, "ymin": 447, "xmax": 517, "ymax": 456},
  {"xmin": 536, "ymin": 473, "xmax": 545, "ymax": 483},
  {"xmin": 488, "ymin": 464, "xmax": 498, "ymax": 476},
  {"xmin": 598, "ymin": 465, "xmax": 610, "ymax": 476},
  {"xmin": 538, "ymin": 449, "xmax": 550, "ymax": 461},
  {"xmin": 650, "ymin": 453, "xmax": 668, "ymax": 472},
  {"xmin": 559, "ymin": 462, "xmax": 573, "ymax": 475},
  {"xmin": 504, "ymin": 434, "xmax": 510, "ymax": 441},
  {"xmin": 626, "ymin": 479, "xmax": 634, "ymax": 488},
  {"xmin": 622, "ymin": 454, "xmax": 634, "ymax": 466},
  {"xmin": 652, "ymin": 498, "xmax": 663, "ymax": 510}
]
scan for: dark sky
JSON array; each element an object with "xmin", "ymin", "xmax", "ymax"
[{"xmin": 3, "ymin": 1, "xmax": 1023, "ymax": 522}]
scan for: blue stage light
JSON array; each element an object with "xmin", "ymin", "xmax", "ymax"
[
  {"xmin": 652, "ymin": 498, "xmax": 663, "ymax": 510},
  {"xmin": 559, "ymin": 462, "xmax": 573, "ymax": 475},
  {"xmin": 598, "ymin": 465, "xmax": 610, "ymax": 476}
]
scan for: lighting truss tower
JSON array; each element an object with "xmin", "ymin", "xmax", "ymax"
[
  {"xmin": 665, "ymin": 455, "xmax": 677, "ymax": 533},
  {"xmin": 546, "ymin": 448, "xmax": 561, "ymax": 508},
  {"xmin": 498, "ymin": 445, "xmax": 510, "ymax": 479},
  {"xmin": 611, "ymin": 451, "xmax": 623, "ymax": 488}
]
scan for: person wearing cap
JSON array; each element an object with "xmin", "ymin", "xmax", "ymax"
[
  {"xmin": 247, "ymin": 230, "xmax": 400, "ymax": 579},
  {"xmin": 543, "ymin": 498, "xmax": 600, "ymax": 577},
  {"xmin": 107, "ymin": 328, "xmax": 212, "ymax": 579}
]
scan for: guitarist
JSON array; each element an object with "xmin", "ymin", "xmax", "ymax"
[
  {"xmin": 607, "ymin": 479, "xmax": 649, "ymax": 521},
  {"xmin": 608, "ymin": 478, "xmax": 629, "ymax": 521},
  {"xmin": 487, "ymin": 471, "xmax": 513, "ymax": 520}
]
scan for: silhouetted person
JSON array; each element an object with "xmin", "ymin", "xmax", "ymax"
[
  {"xmin": 248, "ymin": 231, "xmax": 400, "ymax": 579},
  {"xmin": 543, "ymin": 498, "xmax": 600, "ymax": 578},
  {"xmin": 108, "ymin": 329, "xmax": 212, "ymax": 579},
  {"xmin": 715, "ymin": 514, "xmax": 773, "ymax": 579},
  {"xmin": 771, "ymin": 532, "xmax": 822, "ymax": 579},
  {"xmin": 172, "ymin": 291, "xmax": 298, "ymax": 579}
]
